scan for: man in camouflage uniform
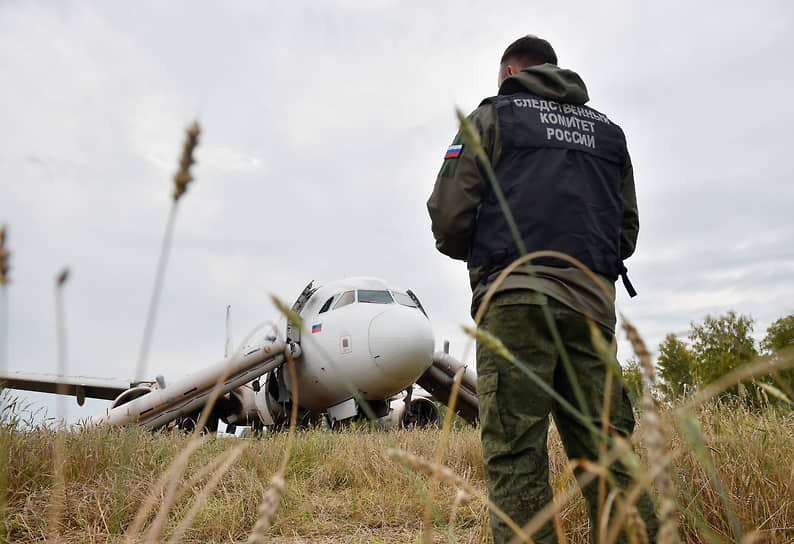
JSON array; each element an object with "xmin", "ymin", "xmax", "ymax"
[{"xmin": 427, "ymin": 36, "xmax": 659, "ymax": 543}]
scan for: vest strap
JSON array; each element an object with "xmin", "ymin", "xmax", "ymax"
[{"xmin": 618, "ymin": 263, "xmax": 638, "ymax": 298}]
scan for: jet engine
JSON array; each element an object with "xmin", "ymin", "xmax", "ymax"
[
  {"xmin": 220, "ymin": 385, "xmax": 273, "ymax": 430},
  {"xmin": 399, "ymin": 396, "xmax": 440, "ymax": 427},
  {"xmin": 379, "ymin": 392, "xmax": 440, "ymax": 429}
]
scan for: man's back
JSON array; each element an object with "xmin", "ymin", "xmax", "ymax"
[{"xmin": 427, "ymin": 62, "xmax": 638, "ymax": 327}]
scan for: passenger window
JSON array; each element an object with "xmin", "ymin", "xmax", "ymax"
[
  {"xmin": 393, "ymin": 292, "xmax": 418, "ymax": 308},
  {"xmin": 319, "ymin": 296, "xmax": 335, "ymax": 314},
  {"xmin": 333, "ymin": 290, "xmax": 355, "ymax": 309},
  {"xmin": 357, "ymin": 290, "xmax": 394, "ymax": 304}
]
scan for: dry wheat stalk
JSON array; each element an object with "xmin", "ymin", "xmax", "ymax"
[
  {"xmin": 422, "ymin": 365, "xmax": 467, "ymax": 544},
  {"xmin": 269, "ymin": 295, "xmax": 304, "ymax": 331},
  {"xmin": 473, "ymin": 250, "xmax": 614, "ymax": 327},
  {"xmin": 552, "ymin": 508, "xmax": 570, "ymax": 544},
  {"xmin": 448, "ymin": 488, "xmax": 471, "ymax": 530},
  {"xmin": 166, "ymin": 443, "xmax": 247, "ymax": 544},
  {"xmin": 385, "ymin": 448, "xmax": 533, "ymax": 542},
  {"xmin": 173, "ymin": 121, "xmax": 200, "ymax": 202},
  {"xmin": 127, "ymin": 324, "xmax": 273, "ymax": 542},
  {"xmin": 598, "ymin": 489, "xmax": 620, "ymax": 544},
  {"xmin": 143, "ymin": 433, "xmax": 211, "ymax": 543},
  {"xmin": 95, "ymin": 494, "xmax": 111, "ymax": 536},
  {"xmin": 589, "ymin": 319, "xmax": 618, "ymax": 541},
  {"xmin": 130, "ymin": 441, "xmax": 240, "ymax": 543},
  {"xmin": 467, "ymin": 249, "xmax": 613, "ymax": 426},
  {"xmin": 135, "ymin": 121, "xmax": 202, "ymax": 380},
  {"xmin": 601, "ymin": 441, "xmax": 681, "ymax": 544},
  {"xmin": 120, "ymin": 435, "xmax": 209, "ymax": 544},
  {"xmin": 508, "ymin": 437, "xmax": 641, "ymax": 544},
  {"xmin": 626, "ymin": 505, "xmax": 649, "ymax": 544},
  {"xmin": 246, "ymin": 334, "xmax": 301, "ymax": 543},
  {"xmin": 471, "ymin": 311, "xmax": 659, "ymax": 544},
  {"xmin": 46, "ymin": 268, "xmax": 71, "ymax": 544},
  {"xmin": 0, "ymin": 224, "xmax": 8, "ymax": 382},
  {"xmin": 0, "ymin": 224, "xmax": 10, "ymax": 286},
  {"xmin": 246, "ymin": 474, "xmax": 286, "ymax": 544},
  {"xmin": 620, "ymin": 315, "xmax": 678, "ymax": 544}
]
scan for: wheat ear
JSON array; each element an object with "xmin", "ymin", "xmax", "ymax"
[
  {"xmin": 246, "ymin": 334, "xmax": 301, "ymax": 543},
  {"xmin": 166, "ymin": 443, "xmax": 247, "ymax": 544},
  {"xmin": 620, "ymin": 315, "xmax": 678, "ymax": 544}
]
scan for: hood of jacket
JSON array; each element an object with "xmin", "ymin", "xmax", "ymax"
[{"xmin": 498, "ymin": 63, "xmax": 589, "ymax": 105}]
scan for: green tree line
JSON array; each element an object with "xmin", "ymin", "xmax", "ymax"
[{"xmin": 621, "ymin": 311, "xmax": 794, "ymax": 405}]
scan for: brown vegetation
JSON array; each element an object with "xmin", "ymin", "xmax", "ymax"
[{"xmin": 2, "ymin": 400, "xmax": 793, "ymax": 543}]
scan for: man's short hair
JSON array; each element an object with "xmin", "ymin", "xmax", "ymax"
[{"xmin": 500, "ymin": 35, "xmax": 557, "ymax": 67}]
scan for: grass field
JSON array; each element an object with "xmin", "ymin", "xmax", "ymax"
[
  {"xmin": 3, "ymin": 396, "xmax": 793, "ymax": 543},
  {"xmin": 3, "ymin": 123, "xmax": 793, "ymax": 543}
]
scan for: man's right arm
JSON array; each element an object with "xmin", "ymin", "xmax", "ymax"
[
  {"xmin": 427, "ymin": 104, "xmax": 499, "ymax": 261},
  {"xmin": 620, "ymin": 152, "xmax": 639, "ymax": 260}
]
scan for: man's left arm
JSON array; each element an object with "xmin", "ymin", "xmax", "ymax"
[{"xmin": 620, "ymin": 152, "xmax": 639, "ymax": 260}]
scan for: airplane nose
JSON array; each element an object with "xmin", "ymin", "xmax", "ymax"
[{"xmin": 368, "ymin": 307, "xmax": 434, "ymax": 383}]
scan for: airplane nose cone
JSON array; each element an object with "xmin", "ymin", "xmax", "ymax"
[{"xmin": 368, "ymin": 307, "xmax": 434, "ymax": 383}]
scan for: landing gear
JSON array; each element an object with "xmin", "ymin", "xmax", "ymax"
[
  {"xmin": 325, "ymin": 398, "xmax": 389, "ymax": 430},
  {"xmin": 173, "ymin": 410, "xmax": 219, "ymax": 434}
]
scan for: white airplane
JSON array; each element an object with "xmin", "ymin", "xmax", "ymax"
[{"xmin": 0, "ymin": 277, "xmax": 478, "ymax": 432}]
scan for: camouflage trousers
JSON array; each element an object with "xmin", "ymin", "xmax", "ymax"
[{"xmin": 476, "ymin": 292, "xmax": 659, "ymax": 544}]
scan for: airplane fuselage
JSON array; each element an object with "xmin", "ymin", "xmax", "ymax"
[{"xmin": 282, "ymin": 277, "xmax": 435, "ymax": 412}]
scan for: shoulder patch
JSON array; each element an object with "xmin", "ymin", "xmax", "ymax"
[
  {"xmin": 437, "ymin": 135, "xmax": 465, "ymax": 178},
  {"xmin": 444, "ymin": 143, "xmax": 464, "ymax": 159}
]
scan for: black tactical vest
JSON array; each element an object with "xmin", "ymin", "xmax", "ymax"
[{"xmin": 468, "ymin": 92, "xmax": 629, "ymax": 284}]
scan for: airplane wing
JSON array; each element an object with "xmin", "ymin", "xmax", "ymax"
[
  {"xmin": 0, "ymin": 371, "xmax": 133, "ymax": 404},
  {"xmin": 1, "ymin": 335, "xmax": 292, "ymax": 429},
  {"xmin": 94, "ymin": 339, "xmax": 292, "ymax": 429},
  {"xmin": 416, "ymin": 351, "xmax": 479, "ymax": 424}
]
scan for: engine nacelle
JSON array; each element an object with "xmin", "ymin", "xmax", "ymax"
[
  {"xmin": 220, "ymin": 386, "xmax": 271, "ymax": 428},
  {"xmin": 111, "ymin": 385, "xmax": 155, "ymax": 409},
  {"xmin": 401, "ymin": 397, "xmax": 440, "ymax": 428},
  {"xmin": 216, "ymin": 371, "xmax": 297, "ymax": 430}
]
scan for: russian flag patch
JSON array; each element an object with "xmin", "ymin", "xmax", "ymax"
[
  {"xmin": 312, "ymin": 323, "xmax": 322, "ymax": 334},
  {"xmin": 444, "ymin": 144, "xmax": 463, "ymax": 159}
]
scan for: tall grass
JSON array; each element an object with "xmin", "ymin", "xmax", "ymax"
[
  {"xmin": 3, "ymin": 116, "xmax": 794, "ymax": 543},
  {"xmin": 2, "ymin": 401, "xmax": 793, "ymax": 543}
]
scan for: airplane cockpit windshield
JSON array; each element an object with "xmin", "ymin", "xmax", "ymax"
[
  {"xmin": 332, "ymin": 290, "xmax": 355, "ymax": 310},
  {"xmin": 393, "ymin": 292, "xmax": 418, "ymax": 308},
  {"xmin": 357, "ymin": 290, "xmax": 393, "ymax": 304},
  {"xmin": 318, "ymin": 288, "xmax": 422, "ymax": 314}
]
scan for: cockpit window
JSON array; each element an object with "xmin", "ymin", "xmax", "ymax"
[
  {"xmin": 393, "ymin": 292, "xmax": 418, "ymax": 308},
  {"xmin": 357, "ymin": 290, "xmax": 394, "ymax": 304},
  {"xmin": 319, "ymin": 296, "xmax": 335, "ymax": 314},
  {"xmin": 333, "ymin": 290, "xmax": 355, "ymax": 309}
]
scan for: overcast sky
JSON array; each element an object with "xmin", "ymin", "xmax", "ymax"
[{"xmin": 2, "ymin": 1, "xmax": 793, "ymax": 423}]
